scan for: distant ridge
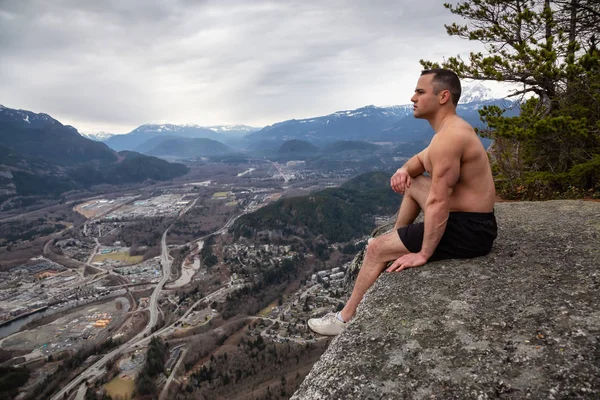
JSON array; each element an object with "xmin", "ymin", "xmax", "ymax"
[
  {"xmin": 104, "ymin": 123, "xmax": 259, "ymax": 151},
  {"xmin": 323, "ymin": 140, "xmax": 379, "ymax": 153},
  {"xmin": 140, "ymin": 136, "xmax": 232, "ymax": 158},
  {"xmin": 278, "ymin": 140, "xmax": 319, "ymax": 154},
  {"xmin": 248, "ymin": 105, "xmax": 413, "ymax": 144},
  {"xmin": 0, "ymin": 105, "xmax": 188, "ymax": 204},
  {"xmin": 0, "ymin": 105, "xmax": 117, "ymax": 165},
  {"xmin": 246, "ymin": 94, "xmax": 516, "ymax": 145},
  {"xmin": 81, "ymin": 131, "xmax": 117, "ymax": 141}
]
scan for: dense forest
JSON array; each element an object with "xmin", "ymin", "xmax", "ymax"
[
  {"xmin": 422, "ymin": 0, "xmax": 600, "ymax": 199},
  {"xmin": 135, "ymin": 337, "xmax": 168, "ymax": 396},
  {"xmin": 0, "ymin": 366, "xmax": 30, "ymax": 400},
  {"xmin": 231, "ymin": 171, "xmax": 400, "ymax": 243}
]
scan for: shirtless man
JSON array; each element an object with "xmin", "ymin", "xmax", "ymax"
[{"xmin": 308, "ymin": 68, "xmax": 498, "ymax": 336}]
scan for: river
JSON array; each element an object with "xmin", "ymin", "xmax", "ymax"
[
  {"xmin": 0, "ymin": 291, "xmax": 128, "ymax": 341},
  {"xmin": 0, "ymin": 307, "xmax": 54, "ymax": 340}
]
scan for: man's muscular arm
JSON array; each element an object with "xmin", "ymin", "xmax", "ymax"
[
  {"xmin": 419, "ymin": 137, "xmax": 461, "ymax": 258},
  {"xmin": 387, "ymin": 134, "xmax": 461, "ymax": 271},
  {"xmin": 391, "ymin": 150, "xmax": 426, "ymax": 194},
  {"xmin": 401, "ymin": 151, "xmax": 427, "ymax": 177}
]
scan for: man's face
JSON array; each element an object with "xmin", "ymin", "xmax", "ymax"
[{"xmin": 410, "ymin": 74, "xmax": 440, "ymax": 119}]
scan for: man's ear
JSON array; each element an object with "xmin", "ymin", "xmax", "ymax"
[{"xmin": 439, "ymin": 89, "xmax": 451, "ymax": 105}]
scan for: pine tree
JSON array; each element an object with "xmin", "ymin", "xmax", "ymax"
[{"xmin": 422, "ymin": 0, "xmax": 600, "ymax": 199}]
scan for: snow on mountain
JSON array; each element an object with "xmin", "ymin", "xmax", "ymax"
[
  {"xmin": 459, "ymin": 83, "xmax": 496, "ymax": 104},
  {"xmin": 330, "ymin": 105, "xmax": 414, "ymax": 119},
  {"xmin": 291, "ymin": 105, "xmax": 414, "ymax": 125},
  {"xmin": 0, "ymin": 104, "xmax": 59, "ymax": 126},
  {"xmin": 133, "ymin": 123, "xmax": 259, "ymax": 135},
  {"xmin": 104, "ymin": 122, "xmax": 261, "ymax": 151},
  {"xmin": 251, "ymin": 105, "xmax": 416, "ymax": 143},
  {"xmin": 206, "ymin": 125, "xmax": 260, "ymax": 133},
  {"xmin": 136, "ymin": 123, "xmax": 193, "ymax": 133},
  {"xmin": 81, "ymin": 131, "xmax": 118, "ymax": 141}
]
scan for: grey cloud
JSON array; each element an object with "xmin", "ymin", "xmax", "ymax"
[{"xmin": 0, "ymin": 0, "xmax": 480, "ymax": 132}]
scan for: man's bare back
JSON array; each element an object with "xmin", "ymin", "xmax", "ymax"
[{"xmin": 419, "ymin": 114, "xmax": 496, "ymax": 214}]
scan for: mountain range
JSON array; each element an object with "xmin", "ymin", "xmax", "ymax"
[
  {"xmin": 81, "ymin": 131, "xmax": 116, "ymax": 141},
  {"xmin": 246, "ymin": 83, "xmax": 515, "ymax": 145},
  {"xmin": 0, "ymin": 105, "xmax": 117, "ymax": 165},
  {"xmin": 247, "ymin": 105, "xmax": 414, "ymax": 145},
  {"xmin": 248, "ymin": 100, "xmax": 516, "ymax": 146},
  {"xmin": 138, "ymin": 136, "xmax": 233, "ymax": 157},
  {"xmin": 0, "ymin": 105, "xmax": 188, "ymax": 208},
  {"xmin": 87, "ymin": 83, "xmax": 515, "ymax": 159},
  {"xmin": 98, "ymin": 124, "xmax": 259, "ymax": 151},
  {"xmin": 0, "ymin": 83, "xmax": 518, "ymax": 204}
]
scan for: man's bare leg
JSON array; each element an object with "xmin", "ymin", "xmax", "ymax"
[
  {"xmin": 339, "ymin": 231, "xmax": 410, "ymax": 322},
  {"xmin": 393, "ymin": 175, "xmax": 432, "ymax": 229},
  {"xmin": 344, "ymin": 175, "xmax": 432, "ymax": 321},
  {"xmin": 308, "ymin": 175, "xmax": 433, "ymax": 333}
]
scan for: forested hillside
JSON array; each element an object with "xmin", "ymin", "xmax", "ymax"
[
  {"xmin": 0, "ymin": 106, "xmax": 189, "ymax": 205},
  {"xmin": 232, "ymin": 171, "xmax": 400, "ymax": 243},
  {"xmin": 323, "ymin": 141, "xmax": 380, "ymax": 153},
  {"xmin": 278, "ymin": 140, "xmax": 319, "ymax": 155}
]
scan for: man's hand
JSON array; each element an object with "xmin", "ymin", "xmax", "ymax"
[
  {"xmin": 391, "ymin": 169, "xmax": 411, "ymax": 194},
  {"xmin": 386, "ymin": 252, "xmax": 428, "ymax": 272}
]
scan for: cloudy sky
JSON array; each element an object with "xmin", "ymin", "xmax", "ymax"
[{"xmin": 0, "ymin": 0, "xmax": 511, "ymax": 134}]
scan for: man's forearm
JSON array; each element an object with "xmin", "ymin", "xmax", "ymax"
[
  {"xmin": 400, "ymin": 154, "xmax": 426, "ymax": 178},
  {"xmin": 420, "ymin": 202, "xmax": 449, "ymax": 259}
]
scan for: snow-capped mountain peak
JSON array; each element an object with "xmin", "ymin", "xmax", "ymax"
[
  {"xmin": 139, "ymin": 122, "xmax": 259, "ymax": 134},
  {"xmin": 81, "ymin": 131, "xmax": 117, "ymax": 141},
  {"xmin": 206, "ymin": 125, "xmax": 260, "ymax": 133},
  {"xmin": 293, "ymin": 105, "xmax": 414, "ymax": 123},
  {"xmin": 140, "ymin": 123, "xmax": 198, "ymax": 132},
  {"xmin": 459, "ymin": 83, "xmax": 495, "ymax": 104}
]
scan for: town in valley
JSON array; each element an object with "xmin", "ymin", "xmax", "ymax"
[{"xmin": 0, "ymin": 156, "xmax": 399, "ymax": 400}]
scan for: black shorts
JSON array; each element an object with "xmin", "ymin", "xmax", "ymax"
[{"xmin": 398, "ymin": 211, "xmax": 497, "ymax": 262}]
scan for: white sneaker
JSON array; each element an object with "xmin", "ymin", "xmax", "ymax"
[{"xmin": 308, "ymin": 312, "xmax": 346, "ymax": 336}]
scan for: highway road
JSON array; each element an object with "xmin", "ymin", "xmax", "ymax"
[
  {"xmin": 74, "ymin": 383, "xmax": 87, "ymax": 400},
  {"xmin": 51, "ymin": 216, "xmax": 174, "ymax": 399},
  {"xmin": 130, "ymin": 228, "xmax": 171, "ymax": 342}
]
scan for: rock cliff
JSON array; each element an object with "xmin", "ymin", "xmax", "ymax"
[{"xmin": 292, "ymin": 201, "xmax": 600, "ymax": 399}]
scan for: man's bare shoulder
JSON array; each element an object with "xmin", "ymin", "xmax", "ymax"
[
  {"xmin": 432, "ymin": 117, "xmax": 474, "ymax": 148},
  {"xmin": 439, "ymin": 116, "xmax": 475, "ymax": 137}
]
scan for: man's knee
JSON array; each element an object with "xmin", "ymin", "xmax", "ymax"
[
  {"xmin": 365, "ymin": 235, "xmax": 399, "ymax": 262},
  {"xmin": 406, "ymin": 174, "xmax": 430, "ymax": 192},
  {"xmin": 405, "ymin": 175, "xmax": 431, "ymax": 205},
  {"xmin": 366, "ymin": 237, "xmax": 382, "ymax": 259}
]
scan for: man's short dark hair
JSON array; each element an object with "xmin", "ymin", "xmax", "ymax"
[{"xmin": 421, "ymin": 68, "xmax": 461, "ymax": 106}]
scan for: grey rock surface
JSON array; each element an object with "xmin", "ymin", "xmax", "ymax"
[{"xmin": 292, "ymin": 201, "xmax": 600, "ymax": 399}]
